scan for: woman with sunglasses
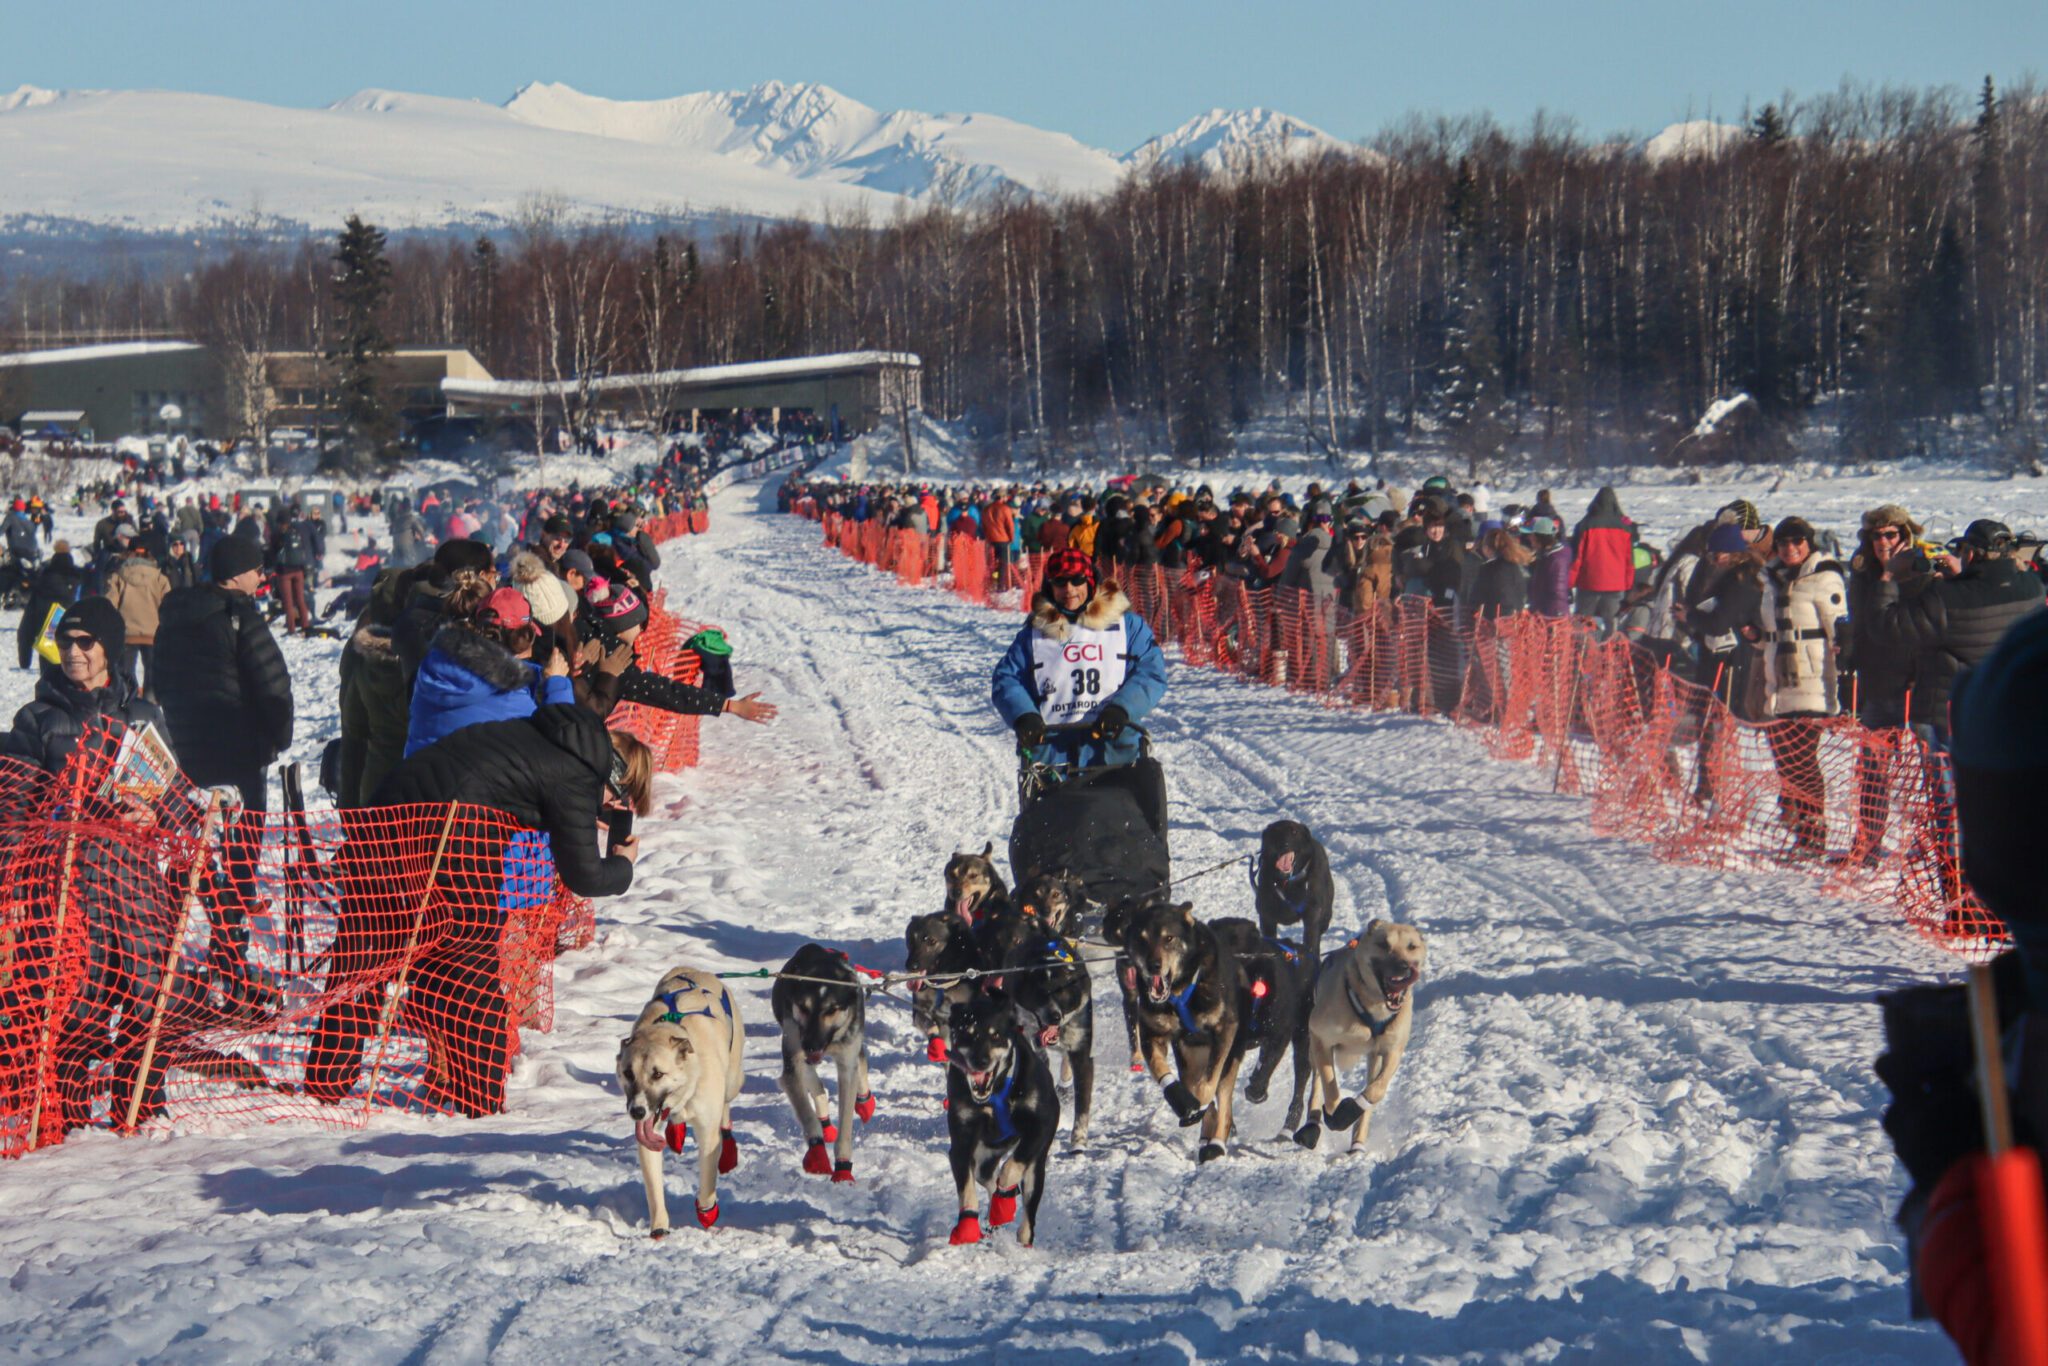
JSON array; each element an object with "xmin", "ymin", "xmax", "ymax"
[
  {"xmin": 0, "ymin": 596, "xmax": 184, "ymax": 1134},
  {"xmin": 992, "ymin": 549, "xmax": 1168, "ymax": 771}
]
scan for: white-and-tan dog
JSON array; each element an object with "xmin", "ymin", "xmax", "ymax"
[
  {"xmin": 617, "ymin": 965, "xmax": 747, "ymax": 1236},
  {"xmin": 1295, "ymin": 920, "xmax": 1426, "ymax": 1154}
]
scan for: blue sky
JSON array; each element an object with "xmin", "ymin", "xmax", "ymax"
[{"xmin": 10, "ymin": 0, "xmax": 2043, "ymax": 150}]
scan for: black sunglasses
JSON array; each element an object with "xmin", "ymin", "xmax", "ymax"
[{"xmin": 1048, "ymin": 574, "xmax": 1092, "ymax": 589}]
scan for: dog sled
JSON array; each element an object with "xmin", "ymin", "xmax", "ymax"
[{"xmin": 1009, "ymin": 723, "xmax": 1169, "ymax": 916}]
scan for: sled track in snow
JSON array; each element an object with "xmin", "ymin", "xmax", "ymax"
[{"xmin": 0, "ymin": 483, "xmax": 1956, "ymax": 1364}]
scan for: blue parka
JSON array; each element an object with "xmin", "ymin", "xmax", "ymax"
[
  {"xmin": 406, "ymin": 623, "xmax": 574, "ymax": 757},
  {"xmin": 991, "ymin": 580, "xmax": 1168, "ymax": 768}
]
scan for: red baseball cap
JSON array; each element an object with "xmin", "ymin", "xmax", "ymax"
[{"xmin": 478, "ymin": 586, "xmax": 534, "ymax": 629}]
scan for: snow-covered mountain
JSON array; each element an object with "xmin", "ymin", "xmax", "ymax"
[
  {"xmin": 1640, "ymin": 119, "xmax": 1747, "ymax": 164},
  {"xmin": 0, "ymin": 80, "xmax": 1360, "ymax": 234},
  {"xmin": 502, "ymin": 80, "xmax": 1126, "ymax": 201},
  {"xmin": 1127, "ymin": 107, "xmax": 1355, "ymax": 173}
]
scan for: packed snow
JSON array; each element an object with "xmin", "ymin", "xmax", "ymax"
[{"xmin": 0, "ymin": 474, "xmax": 1971, "ymax": 1362}]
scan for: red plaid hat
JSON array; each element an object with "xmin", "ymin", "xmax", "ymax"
[{"xmin": 1045, "ymin": 549, "xmax": 1096, "ymax": 588}]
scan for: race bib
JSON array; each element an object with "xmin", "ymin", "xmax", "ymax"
[{"xmin": 1031, "ymin": 623, "xmax": 1130, "ymax": 726}]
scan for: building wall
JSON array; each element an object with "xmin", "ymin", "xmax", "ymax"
[{"xmin": 0, "ymin": 348, "xmax": 225, "ymax": 440}]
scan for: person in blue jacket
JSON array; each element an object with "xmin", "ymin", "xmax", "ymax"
[
  {"xmin": 992, "ymin": 548, "xmax": 1168, "ymax": 768},
  {"xmin": 405, "ymin": 586, "xmax": 573, "ymax": 757}
]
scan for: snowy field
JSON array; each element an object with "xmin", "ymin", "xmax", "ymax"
[{"xmin": 0, "ymin": 474, "xmax": 1981, "ymax": 1363}]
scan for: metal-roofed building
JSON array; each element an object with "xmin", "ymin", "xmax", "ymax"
[
  {"xmin": 0, "ymin": 341, "xmax": 223, "ymax": 439},
  {"xmin": 441, "ymin": 351, "xmax": 921, "ymax": 435}
]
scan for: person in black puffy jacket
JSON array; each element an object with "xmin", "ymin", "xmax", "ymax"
[
  {"xmin": 0, "ymin": 596, "xmax": 183, "ymax": 1133},
  {"xmin": 304, "ymin": 706, "xmax": 651, "ymax": 1116},
  {"xmin": 1868, "ymin": 521, "xmax": 2045, "ymax": 744},
  {"xmin": 153, "ymin": 536, "xmax": 293, "ymax": 811}
]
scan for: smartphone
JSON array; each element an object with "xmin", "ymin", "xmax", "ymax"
[{"xmin": 606, "ymin": 807, "xmax": 635, "ymax": 854}]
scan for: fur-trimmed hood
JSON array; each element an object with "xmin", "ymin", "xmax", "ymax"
[
  {"xmin": 348, "ymin": 622, "xmax": 397, "ymax": 663},
  {"xmin": 424, "ymin": 622, "xmax": 532, "ymax": 693},
  {"xmin": 1029, "ymin": 580, "xmax": 1131, "ymax": 642}
]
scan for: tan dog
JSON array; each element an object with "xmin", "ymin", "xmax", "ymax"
[
  {"xmin": 616, "ymin": 966, "xmax": 747, "ymax": 1237},
  {"xmin": 1295, "ymin": 920, "xmax": 1426, "ymax": 1154}
]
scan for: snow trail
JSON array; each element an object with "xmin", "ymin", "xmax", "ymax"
[{"xmin": 0, "ymin": 482, "xmax": 1953, "ymax": 1362}]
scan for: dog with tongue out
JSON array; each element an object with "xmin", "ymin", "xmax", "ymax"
[{"xmin": 942, "ymin": 992, "xmax": 1059, "ymax": 1248}]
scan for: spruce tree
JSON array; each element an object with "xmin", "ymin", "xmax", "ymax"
[
  {"xmin": 1750, "ymin": 104, "xmax": 1791, "ymax": 148},
  {"xmin": 327, "ymin": 214, "xmax": 395, "ymax": 472},
  {"xmin": 1431, "ymin": 159, "xmax": 1509, "ymax": 476},
  {"xmin": 469, "ymin": 234, "xmax": 499, "ymax": 366}
]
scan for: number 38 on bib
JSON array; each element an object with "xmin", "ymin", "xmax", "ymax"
[{"xmin": 1031, "ymin": 623, "xmax": 1129, "ymax": 727}]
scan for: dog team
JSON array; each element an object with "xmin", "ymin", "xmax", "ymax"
[{"xmin": 615, "ymin": 819, "xmax": 1428, "ymax": 1243}]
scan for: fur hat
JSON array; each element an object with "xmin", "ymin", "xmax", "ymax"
[
  {"xmin": 509, "ymin": 550, "xmax": 572, "ymax": 626},
  {"xmin": 1860, "ymin": 504, "xmax": 1922, "ymax": 539}
]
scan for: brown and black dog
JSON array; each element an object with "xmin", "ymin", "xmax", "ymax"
[
  {"xmin": 943, "ymin": 843, "xmax": 1010, "ymax": 928},
  {"xmin": 1114, "ymin": 898, "xmax": 1310, "ymax": 1161}
]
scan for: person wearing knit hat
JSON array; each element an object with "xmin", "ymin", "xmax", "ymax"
[
  {"xmin": 1718, "ymin": 499, "xmax": 1765, "ymax": 539},
  {"xmin": 0, "ymin": 591, "xmax": 169, "ymax": 783},
  {"xmin": 157, "ymin": 533, "xmax": 293, "ymax": 814},
  {"xmin": 993, "ymin": 539, "xmax": 1168, "ymax": 769},
  {"xmin": 209, "ymin": 533, "xmax": 265, "ymax": 586},
  {"xmin": 509, "ymin": 550, "xmax": 572, "ymax": 627}
]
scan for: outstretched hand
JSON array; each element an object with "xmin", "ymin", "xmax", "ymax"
[{"xmin": 725, "ymin": 692, "xmax": 778, "ymax": 724}]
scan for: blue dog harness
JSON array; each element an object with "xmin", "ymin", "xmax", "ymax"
[
  {"xmin": 657, "ymin": 976, "xmax": 734, "ymax": 1045},
  {"xmin": 1167, "ymin": 968, "xmax": 1206, "ymax": 1041},
  {"xmin": 983, "ymin": 1046, "xmax": 1021, "ymax": 1144},
  {"xmin": 1249, "ymin": 855, "xmax": 1314, "ymax": 919},
  {"xmin": 1342, "ymin": 975, "xmax": 1399, "ymax": 1039}
]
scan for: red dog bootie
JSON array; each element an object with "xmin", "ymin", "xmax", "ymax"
[
  {"xmin": 832, "ymin": 1160, "xmax": 855, "ymax": 1184},
  {"xmin": 855, "ymin": 1093, "xmax": 877, "ymax": 1124},
  {"xmin": 696, "ymin": 1201, "xmax": 720, "ymax": 1229},
  {"xmin": 664, "ymin": 1120, "xmax": 688, "ymax": 1154},
  {"xmin": 821, "ymin": 1122, "xmax": 839, "ymax": 1145},
  {"xmin": 950, "ymin": 1213, "xmax": 983, "ymax": 1245},
  {"xmin": 988, "ymin": 1185, "xmax": 1019, "ymax": 1227},
  {"xmin": 718, "ymin": 1129, "xmax": 740, "ymax": 1175},
  {"xmin": 802, "ymin": 1139, "xmax": 832, "ymax": 1176},
  {"xmin": 927, "ymin": 1036, "xmax": 947, "ymax": 1063}
]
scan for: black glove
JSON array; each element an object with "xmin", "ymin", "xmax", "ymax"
[
  {"xmin": 1091, "ymin": 703, "xmax": 1130, "ymax": 744},
  {"xmin": 1014, "ymin": 713, "xmax": 1046, "ymax": 748}
]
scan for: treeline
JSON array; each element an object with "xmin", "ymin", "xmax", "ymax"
[{"xmin": 5, "ymin": 78, "xmax": 2046, "ymax": 470}]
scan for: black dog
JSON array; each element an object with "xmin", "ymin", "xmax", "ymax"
[
  {"xmin": 944, "ymin": 992, "xmax": 1060, "ymax": 1247},
  {"xmin": 984, "ymin": 915, "xmax": 1095, "ymax": 1148},
  {"xmin": 1209, "ymin": 917, "xmax": 1314, "ymax": 1135},
  {"xmin": 1117, "ymin": 897, "xmax": 1256, "ymax": 1163},
  {"xmin": 771, "ymin": 944, "xmax": 874, "ymax": 1183},
  {"xmin": 1012, "ymin": 869, "xmax": 1088, "ymax": 939},
  {"xmin": 1101, "ymin": 893, "xmax": 1154, "ymax": 1075},
  {"xmin": 1254, "ymin": 820, "xmax": 1334, "ymax": 963},
  {"xmin": 904, "ymin": 909, "xmax": 986, "ymax": 1063}
]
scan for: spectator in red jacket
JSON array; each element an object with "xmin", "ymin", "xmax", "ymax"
[{"xmin": 1569, "ymin": 486, "xmax": 1637, "ymax": 636}]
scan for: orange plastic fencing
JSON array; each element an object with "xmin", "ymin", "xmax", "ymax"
[
  {"xmin": 0, "ymin": 517, "xmax": 728, "ymax": 1156},
  {"xmin": 801, "ymin": 502, "xmax": 2002, "ymax": 957},
  {"xmin": 0, "ymin": 728, "xmax": 580, "ymax": 1157}
]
